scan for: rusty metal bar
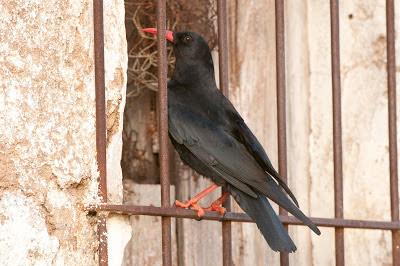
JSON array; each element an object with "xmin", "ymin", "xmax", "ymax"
[
  {"xmin": 91, "ymin": 204, "xmax": 400, "ymax": 230},
  {"xmin": 97, "ymin": 217, "xmax": 108, "ymax": 266},
  {"xmin": 93, "ymin": 0, "xmax": 107, "ymax": 206},
  {"xmin": 218, "ymin": 0, "xmax": 229, "ymax": 98},
  {"xmin": 156, "ymin": 0, "xmax": 172, "ymax": 265},
  {"xmin": 93, "ymin": 0, "xmax": 108, "ymax": 265},
  {"xmin": 330, "ymin": 1, "xmax": 344, "ymax": 265},
  {"xmin": 275, "ymin": 0, "xmax": 289, "ymax": 265},
  {"xmin": 217, "ymin": 1, "xmax": 232, "ymax": 265},
  {"xmin": 386, "ymin": 0, "xmax": 400, "ymax": 264}
]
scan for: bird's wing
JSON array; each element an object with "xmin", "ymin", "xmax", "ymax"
[
  {"xmin": 169, "ymin": 108, "xmax": 258, "ymax": 198},
  {"xmin": 228, "ymin": 110, "xmax": 299, "ymax": 207},
  {"xmin": 169, "ymin": 106, "xmax": 320, "ymax": 235}
]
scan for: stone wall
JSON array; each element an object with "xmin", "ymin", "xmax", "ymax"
[{"xmin": 0, "ymin": 0, "xmax": 127, "ymax": 265}]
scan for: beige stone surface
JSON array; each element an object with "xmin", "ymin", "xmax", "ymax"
[
  {"xmin": 0, "ymin": 0, "xmax": 127, "ymax": 265},
  {"xmin": 122, "ymin": 182, "xmax": 177, "ymax": 266},
  {"xmin": 286, "ymin": 1, "xmax": 313, "ymax": 264},
  {"xmin": 226, "ymin": 0, "xmax": 399, "ymax": 265},
  {"xmin": 174, "ymin": 159, "xmax": 223, "ymax": 266},
  {"xmin": 307, "ymin": 0, "xmax": 397, "ymax": 265},
  {"xmin": 307, "ymin": 1, "xmax": 336, "ymax": 265},
  {"xmin": 339, "ymin": 1, "xmax": 393, "ymax": 265},
  {"xmin": 228, "ymin": 1, "xmax": 280, "ymax": 265}
]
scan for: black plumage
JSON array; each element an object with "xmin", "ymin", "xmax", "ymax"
[{"xmin": 162, "ymin": 30, "xmax": 320, "ymax": 252}]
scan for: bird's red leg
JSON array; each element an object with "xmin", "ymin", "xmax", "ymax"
[
  {"xmin": 204, "ymin": 192, "xmax": 229, "ymax": 215},
  {"xmin": 175, "ymin": 184, "xmax": 219, "ymax": 217}
]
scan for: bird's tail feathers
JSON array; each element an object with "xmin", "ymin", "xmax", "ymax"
[
  {"xmin": 229, "ymin": 186, "xmax": 297, "ymax": 252},
  {"xmin": 261, "ymin": 179, "xmax": 321, "ymax": 235}
]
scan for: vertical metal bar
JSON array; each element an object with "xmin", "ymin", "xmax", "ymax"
[
  {"xmin": 93, "ymin": 0, "xmax": 107, "ymax": 204},
  {"xmin": 218, "ymin": 0, "xmax": 229, "ymax": 97},
  {"xmin": 93, "ymin": 1, "xmax": 108, "ymax": 265},
  {"xmin": 97, "ymin": 217, "xmax": 108, "ymax": 266},
  {"xmin": 386, "ymin": 0, "xmax": 400, "ymax": 264},
  {"xmin": 217, "ymin": 1, "xmax": 232, "ymax": 265},
  {"xmin": 330, "ymin": 1, "xmax": 344, "ymax": 265},
  {"xmin": 275, "ymin": 0, "xmax": 289, "ymax": 265},
  {"xmin": 156, "ymin": 0, "xmax": 172, "ymax": 265}
]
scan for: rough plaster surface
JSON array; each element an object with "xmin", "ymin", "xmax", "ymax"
[
  {"xmin": 340, "ymin": 1, "xmax": 394, "ymax": 265},
  {"xmin": 307, "ymin": 0, "xmax": 399, "ymax": 265},
  {"xmin": 0, "ymin": 0, "xmax": 128, "ymax": 265},
  {"xmin": 228, "ymin": 1, "xmax": 280, "ymax": 265},
  {"xmin": 228, "ymin": 0, "xmax": 399, "ymax": 265},
  {"xmin": 307, "ymin": 1, "xmax": 336, "ymax": 265},
  {"xmin": 122, "ymin": 182, "xmax": 177, "ymax": 266}
]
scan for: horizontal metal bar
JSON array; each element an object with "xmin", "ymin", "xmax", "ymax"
[{"xmin": 88, "ymin": 204, "xmax": 400, "ymax": 230}]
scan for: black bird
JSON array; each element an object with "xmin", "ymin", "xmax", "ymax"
[{"xmin": 143, "ymin": 28, "xmax": 321, "ymax": 252}]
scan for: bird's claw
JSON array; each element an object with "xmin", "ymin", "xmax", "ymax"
[
  {"xmin": 175, "ymin": 190, "xmax": 229, "ymax": 219},
  {"xmin": 204, "ymin": 192, "xmax": 229, "ymax": 216},
  {"xmin": 190, "ymin": 203, "xmax": 205, "ymax": 218},
  {"xmin": 175, "ymin": 200, "xmax": 205, "ymax": 218},
  {"xmin": 204, "ymin": 203, "xmax": 226, "ymax": 216},
  {"xmin": 175, "ymin": 199, "xmax": 193, "ymax": 209}
]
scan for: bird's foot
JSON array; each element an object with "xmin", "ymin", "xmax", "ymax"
[
  {"xmin": 204, "ymin": 192, "xmax": 229, "ymax": 216},
  {"xmin": 175, "ymin": 199, "xmax": 194, "ymax": 209},
  {"xmin": 175, "ymin": 199, "xmax": 205, "ymax": 218},
  {"xmin": 174, "ymin": 184, "xmax": 219, "ymax": 218},
  {"xmin": 204, "ymin": 203, "xmax": 226, "ymax": 216}
]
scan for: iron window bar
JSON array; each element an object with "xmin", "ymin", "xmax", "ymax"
[
  {"xmin": 275, "ymin": 0, "xmax": 289, "ymax": 264},
  {"xmin": 94, "ymin": 204, "xmax": 400, "ymax": 231},
  {"xmin": 330, "ymin": 0, "xmax": 345, "ymax": 265},
  {"xmin": 386, "ymin": 0, "xmax": 400, "ymax": 265},
  {"xmin": 93, "ymin": 0, "xmax": 108, "ymax": 265},
  {"xmin": 154, "ymin": 1, "xmax": 173, "ymax": 265},
  {"xmin": 216, "ymin": 1, "xmax": 232, "ymax": 265},
  {"xmin": 92, "ymin": 0, "xmax": 399, "ymax": 265}
]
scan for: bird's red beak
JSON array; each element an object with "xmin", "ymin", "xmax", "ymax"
[{"xmin": 142, "ymin": 28, "xmax": 174, "ymax": 43}]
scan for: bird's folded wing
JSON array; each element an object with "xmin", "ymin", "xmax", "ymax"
[
  {"xmin": 169, "ymin": 112, "xmax": 257, "ymax": 198},
  {"xmin": 169, "ymin": 109, "xmax": 320, "ymax": 234},
  {"xmin": 169, "ymin": 109, "xmax": 267, "ymax": 192},
  {"xmin": 233, "ymin": 116, "xmax": 299, "ymax": 207}
]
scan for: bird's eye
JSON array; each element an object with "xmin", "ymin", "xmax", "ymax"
[{"xmin": 182, "ymin": 35, "xmax": 192, "ymax": 44}]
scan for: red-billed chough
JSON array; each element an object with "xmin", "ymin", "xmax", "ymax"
[{"xmin": 143, "ymin": 28, "xmax": 321, "ymax": 252}]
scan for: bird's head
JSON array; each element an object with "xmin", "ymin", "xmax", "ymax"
[{"xmin": 142, "ymin": 28, "xmax": 215, "ymax": 86}]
